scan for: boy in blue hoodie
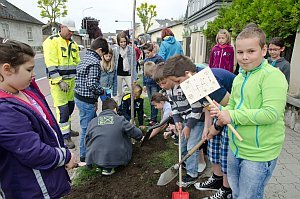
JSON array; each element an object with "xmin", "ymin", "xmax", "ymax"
[
  {"xmin": 158, "ymin": 27, "xmax": 183, "ymax": 61},
  {"xmin": 142, "ymin": 43, "xmax": 164, "ymax": 125}
]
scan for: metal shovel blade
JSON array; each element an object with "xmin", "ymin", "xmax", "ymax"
[
  {"xmin": 157, "ymin": 139, "xmax": 206, "ymax": 186},
  {"xmin": 157, "ymin": 164, "xmax": 179, "ymax": 186}
]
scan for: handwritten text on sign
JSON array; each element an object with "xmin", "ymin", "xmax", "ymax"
[{"xmin": 180, "ymin": 67, "xmax": 220, "ymax": 104}]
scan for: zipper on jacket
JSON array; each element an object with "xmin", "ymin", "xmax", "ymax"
[
  {"xmin": 232, "ymin": 125, "xmax": 239, "ymax": 157},
  {"xmin": 255, "ymin": 125, "xmax": 260, "ymax": 148},
  {"xmin": 68, "ymin": 41, "xmax": 72, "ymax": 65},
  {"xmin": 232, "ymin": 72, "xmax": 251, "ymax": 155},
  {"xmin": 237, "ymin": 72, "xmax": 251, "ymax": 109},
  {"xmin": 218, "ymin": 48, "xmax": 224, "ymax": 68}
]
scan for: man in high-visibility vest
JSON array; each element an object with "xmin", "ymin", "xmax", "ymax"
[{"xmin": 43, "ymin": 18, "xmax": 80, "ymax": 149}]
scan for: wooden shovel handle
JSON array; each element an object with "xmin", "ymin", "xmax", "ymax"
[
  {"xmin": 205, "ymin": 96, "xmax": 243, "ymax": 141},
  {"xmin": 178, "ymin": 139, "xmax": 206, "ymax": 166}
]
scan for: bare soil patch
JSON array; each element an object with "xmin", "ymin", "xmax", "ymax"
[{"xmin": 66, "ymin": 134, "xmax": 213, "ymax": 199}]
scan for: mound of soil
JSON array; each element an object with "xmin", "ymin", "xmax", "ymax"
[{"xmin": 66, "ymin": 135, "xmax": 213, "ymax": 199}]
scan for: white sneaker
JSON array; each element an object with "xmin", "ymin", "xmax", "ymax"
[{"xmin": 198, "ymin": 162, "xmax": 206, "ymax": 173}]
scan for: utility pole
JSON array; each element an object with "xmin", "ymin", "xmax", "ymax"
[{"xmin": 130, "ymin": 0, "xmax": 136, "ymax": 124}]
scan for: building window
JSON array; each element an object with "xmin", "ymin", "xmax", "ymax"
[
  {"xmin": 2, "ymin": 23, "xmax": 10, "ymax": 38},
  {"xmin": 27, "ymin": 26, "xmax": 33, "ymax": 41},
  {"xmin": 200, "ymin": 36, "xmax": 204, "ymax": 55}
]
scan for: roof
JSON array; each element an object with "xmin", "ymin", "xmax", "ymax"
[
  {"xmin": 146, "ymin": 20, "xmax": 183, "ymax": 35},
  {"xmin": 156, "ymin": 19, "xmax": 177, "ymax": 27},
  {"xmin": 0, "ymin": 0, "xmax": 44, "ymax": 25},
  {"xmin": 102, "ymin": 32, "xmax": 117, "ymax": 38}
]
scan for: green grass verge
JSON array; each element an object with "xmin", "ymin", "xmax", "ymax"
[
  {"xmin": 148, "ymin": 141, "xmax": 178, "ymax": 169},
  {"xmin": 72, "ymin": 166, "xmax": 101, "ymax": 186}
]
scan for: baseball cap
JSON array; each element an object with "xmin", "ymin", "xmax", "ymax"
[{"xmin": 61, "ymin": 18, "xmax": 76, "ymax": 32}]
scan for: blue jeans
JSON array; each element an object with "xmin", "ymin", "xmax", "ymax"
[
  {"xmin": 146, "ymin": 85, "xmax": 160, "ymax": 122},
  {"xmin": 181, "ymin": 122, "xmax": 204, "ymax": 178},
  {"xmin": 74, "ymin": 97, "xmax": 97, "ymax": 158},
  {"xmin": 227, "ymin": 151, "xmax": 277, "ymax": 199}
]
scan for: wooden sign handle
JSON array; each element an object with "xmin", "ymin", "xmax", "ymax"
[{"xmin": 205, "ymin": 96, "xmax": 243, "ymax": 141}]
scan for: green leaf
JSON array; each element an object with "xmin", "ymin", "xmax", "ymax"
[
  {"xmin": 37, "ymin": 0, "xmax": 69, "ymax": 24},
  {"xmin": 136, "ymin": 2, "xmax": 157, "ymax": 34}
]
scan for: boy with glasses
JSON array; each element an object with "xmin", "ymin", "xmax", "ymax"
[{"xmin": 267, "ymin": 37, "xmax": 290, "ymax": 83}]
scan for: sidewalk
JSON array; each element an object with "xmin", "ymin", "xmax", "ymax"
[
  {"xmin": 41, "ymin": 84, "xmax": 300, "ymax": 198},
  {"xmin": 264, "ymin": 127, "xmax": 300, "ymax": 198}
]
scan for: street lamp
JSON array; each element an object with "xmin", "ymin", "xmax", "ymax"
[{"xmin": 82, "ymin": 7, "xmax": 93, "ymax": 20}]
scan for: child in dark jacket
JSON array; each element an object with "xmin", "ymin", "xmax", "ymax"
[
  {"xmin": 85, "ymin": 98, "xmax": 143, "ymax": 175},
  {"xmin": 267, "ymin": 37, "xmax": 290, "ymax": 84},
  {"xmin": 142, "ymin": 43, "xmax": 164, "ymax": 125},
  {"xmin": 118, "ymin": 84, "xmax": 145, "ymax": 128},
  {"xmin": 209, "ymin": 29, "xmax": 234, "ymax": 73}
]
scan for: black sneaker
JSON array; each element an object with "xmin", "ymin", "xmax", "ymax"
[
  {"xmin": 203, "ymin": 187, "xmax": 232, "ymax": 199},
  {"xmin": 70, "ymin": 129, "xmax": 79, "ymax": 137},
  {"xmin": 149, "ymin": 120, "xmax": 157, "ymax": 126},
  {"xmin": 64, "ymin": 137, "xmax": 75, "ymax": 149},
  {"xmin": 102, "ymin": 168, "xmax": 116, "ymax": 176},
  {"xmin": 173, "ymin": 136, "xmax": 179, "ymax": 145},
  {"xmin": 194, "ymin": 175, "xmax": 223, "ymax": 191},
  {"xmin": 80, "ymin": 157, "xmax": 85, "ymax": 162},
  {"xmin": 176, "ymin": 174, "xmax": 198, "ymax": 187}
]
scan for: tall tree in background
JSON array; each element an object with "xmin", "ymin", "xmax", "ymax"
[
  {"xmin": 81, "ymin": 17, "xmax": 103, "ymax": 39},
  {"xmin": 204, "ymin": 0, "xmax": 300, "ymax": 48},
  {"xmin": 37, "ymin": 0, "xmax": 68, "ymax": 25},
  {"xmin": 137, "ymin": 2, "xmax": 157, "ymax": 35},
  {"xmin": 203, "ymin": 0, "xmax": 300, "ymax": 62}
]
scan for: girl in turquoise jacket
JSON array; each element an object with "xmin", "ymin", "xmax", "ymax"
[{"xmin": 158, "ymin": 28, "xmax": 183, "ymax": 61}]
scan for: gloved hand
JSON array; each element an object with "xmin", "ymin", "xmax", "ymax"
[{"xmin": 58, "ymin": 80, "xmax": 70, "ymax": 92}]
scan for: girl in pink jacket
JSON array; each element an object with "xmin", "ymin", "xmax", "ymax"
[{"xmin": 209, "ymin": 29, "xmax": 234, "ymax": 73}]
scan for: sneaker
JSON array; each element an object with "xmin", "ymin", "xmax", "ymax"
[
  {"xmin": 149, "ymin": 120, "xmax": 157, "ymax": 126},
  {"xmin": 171, "ymin": 134, "xmax": 176, "ymax": 140},
  {"xmin": 95, "ymin": 167, "xmax": 102, "ymax": 172},
  {"xmin": 198, "ymin": 162, "xmax": 206, "ymax": 173},
  {"xmin": 202, "ymin": 187, "xmax": 232, "ymax": 199},
  {"xmin": 102, "ymin": 168, "xmax": 116, "ymax": 176},
  {"xmin": 194, "ymin": 175, "xmax": 223, "ymax": 191},
  {"xmin": 80, "ymin": 157, "xmax": 85, "ymax": 162},
  {"xmin": 176, "ymin": 174, "xmax": 198, "ymax": 187},
  {"xmin": 173, "ymin": 136, "xmax": 179, "ymax": 145},
  {"xmin": 70, "ymin": 129, "xmax": 79, "ymax": 137},
  {"xmin": 64, "ymin": 137, "xmax": 75, "ymax": 149}
]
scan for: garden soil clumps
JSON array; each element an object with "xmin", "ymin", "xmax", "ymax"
[{"xmin": 66, "ymin": 135, "xmax": 213, "ymax": 199}]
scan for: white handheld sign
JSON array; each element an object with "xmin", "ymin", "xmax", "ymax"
[{"xmin": 180, "ymin": 67, "xmax": 220, "ymax": 104}]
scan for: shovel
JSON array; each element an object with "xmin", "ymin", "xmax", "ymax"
[
  {"xmin": 157, "ymin": 138, "xmax": 206, "ymax": 186},
  {"xmin": 172, "ymin": 129, "xmax": 189, "ymax": 199},
  {"xmin": 140, "ymin": 116, "xmax": 173, "ymax": 146}
]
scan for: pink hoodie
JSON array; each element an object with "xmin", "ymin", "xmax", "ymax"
[{"xmin": 209, "ymin": 43, "xmax": 234, "ymax": 73}]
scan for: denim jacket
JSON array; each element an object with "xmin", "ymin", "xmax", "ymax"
[{"xmin": 99, "ymin": 68, "xmax": 118, "ymax": 96}]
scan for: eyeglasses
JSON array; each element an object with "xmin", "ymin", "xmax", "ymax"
[{"xmin": 268, "ymin": 48, "xmax": 281, "ymax": 52}]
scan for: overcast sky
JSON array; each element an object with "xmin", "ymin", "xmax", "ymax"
[{"xmin": 7, "ymin": 0, "xmax": 188, "ymax": 33}]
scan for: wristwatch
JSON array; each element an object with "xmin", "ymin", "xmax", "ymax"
[{"xmin": 213, "ymin": 119, "xmax": 224, "ymax": 132}]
